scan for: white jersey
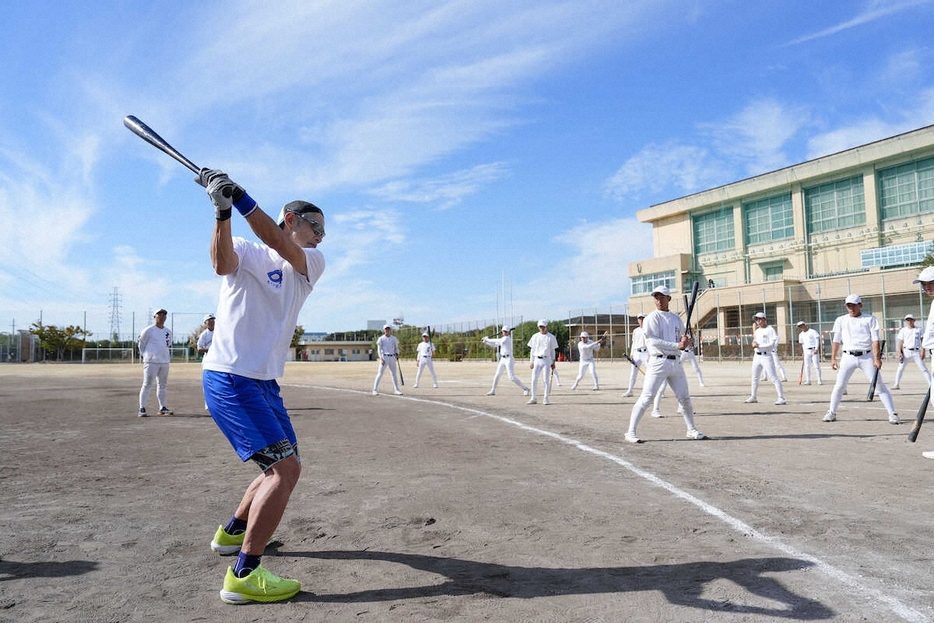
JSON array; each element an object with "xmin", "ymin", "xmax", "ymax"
[
  {"xmin": 417, "ymin": 341, "xmax": 435, "ymax": 359},
  {"xmin": 377, "ymin": 334, "xmax": 400, "ymax": 357},
  {"xmin": 897, "ymin": 326, "xmax": 923, "ymax": 351},
  {"xmin": 831, "ymin": 313, "xmax": 880, "ymax": 350},
  {"xmin": 798, "ymin": 328, "xmax": 820, "ymax": 351},
  {"xmin": 139, "ymin": 323, "xmax": 172, "ymax": 364},
  {"xmin": 197, "ymin": 328, "xmax": 214, "ymax": 352},
  {"xmin": 643, "ymin": 310, "xmax": 684, "ymax": 357},
  {"xmin": 528, "ymin": 332, "xmax": 559, "ymax": 361},
  {"xmin": 754, "ymin": 325, "xmax": 779, "ymax": 351},
  {"xmin": 925, "ymin": 299, "xmax": 934, "ymax": 350},
  {"xmin": 630, "ymin": 327, "xmax": 646, "ymax": 354},
  {"xmin": 577, "ymin": 339, "xmax": 600, "ymax": 362},
  {"xmin": 482, "ymin": 334, "xmax": 513, "ymax": 356},
  {"xmin": 203, "ymin": 237, "xmax": 325, "ymax": 380}
]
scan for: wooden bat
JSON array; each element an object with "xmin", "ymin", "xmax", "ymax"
[
  {"xmin": 124, "ymin": 115, "xmax": 240, "ymax": 199},
  {"xmin": 908, "ymin": 390, "xmax": 930, "ymax": 442},
  {"xmin": 623, "ymin": 353, "xmax": 645, "ymax": 375},
  {"xmin": 867, "ymin": 340, "xmax": 885, "ymax": 401},
  {"xmin": 798, "ymin": 359, "xmax": 805, "ymax": 386},
  {"xmin": 683, "ymin": 280, "xmax": 700, "ymax": 337}
]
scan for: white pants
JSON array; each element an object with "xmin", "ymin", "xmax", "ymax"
[
  {"xmin": 771, "ymin": 351, "xmax": 787, "ymax": 381},
  {"xmin": 373, "ymin": 356, "xmax": 402, "ymax": 393},
  {"xmin": 750, "ymin": 352, "xmax": 784, "ymax": 400},
  {"xmin": 802, "ymin": 348, "xmax": 822, "ymax": 384},
  {"xmin": 625, "ymin": 350, "xmax": 648, "ymax": 392},
  {"xmin": 829, "ymin": 352, "xmax": 895, "ymax": 415},
  {"xmin": 530, "ymin": 357, "xmax": 554, "ymax": 400},
  {"xmin": 140, "ymin": 362, "xmax": 169, "ymax": 409},
  {"xmin": 681, "ymin": 350, "xmax": 705, "ymax": 385},
  {"xmin": 628, "ymin": 355, "xmax": 698, "ymax": 436},
  {"xmin": 573, "ymin": 360, "xmax": 599, "ymax": 389},
  {"xmin": 414, "ymin": 358, "xmax": 437, "ymax": 387},
  {"xmin": 491, "ymin": 355, "xmax": 529, "ymax": 392},
  {"xmin": 894, "ymin": 349, "xmax": 931, "ymax": 387}
]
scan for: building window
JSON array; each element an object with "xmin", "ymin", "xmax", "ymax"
[
  {"xmin": 325, "ymin": 349, "xmax": 334, "ymax": 355},
  {"xmin": 631, "ymin": 270, "xmax": 675, "ymax": 295},
  {"xmin": 762, "ymin": 264, "xmax": 784, "ymax": 281},
  {"xmin": 805, "ymin": 175, "xmax": 865, "ymax": 234},
  {"xmin": 861, "ymin": 241, "xmax": 932, "ymax": 268},
  {"xmin": 744, "ymin": 193, "xmax": 793, "ymax": 244},
  {"xmin": 879, "ymin": 157, "xmax": 934, "ymax": 220},
  {"xmin": 693, "ymin": 208, "xmax": 735, "ymax": 253}
]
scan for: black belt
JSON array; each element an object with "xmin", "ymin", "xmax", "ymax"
[
  {"xmin": 906, "ymin": 348, "xmax": 918, "ymax": 351},
  {"xmin": 806, "ymin": 347, "xmax": 815, "ymax": 350},
  {"xmin": 655, "ymin": 355, "xmax": 676, "ymax": 360},
  {"xmin": 637, "ymin": 348, "xmax": 647, "ymax": 352},
  {"xmin": 755, "ymin": 350, "xmax": 770, "ymax": 355},
  {"xmin": 501, "ymin": 354, "xmax": 510, "ymax": 358},
  {"xmin": 384, "ymin": 353, "xmax": 397, "ymax": 357},
  {"xmin": 844, "ymin": 350, "xmax": 865, "ymax": 356},
  {"xmin": 536, "ymin": 356, "xmax": 545, "ymax": 359}
]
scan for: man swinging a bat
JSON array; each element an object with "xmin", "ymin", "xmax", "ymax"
[
  {"xmin": 199, "ymin": 169, "xmax": 326, "ymax": 604},
  {"xmin": 624, "ymin": 285, "xmax": 706, "ymax": 444}
]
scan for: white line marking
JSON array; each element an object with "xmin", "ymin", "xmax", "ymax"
[{"xmin": 286, "ymin": 384, "xmax": 928, "ymax": 623}]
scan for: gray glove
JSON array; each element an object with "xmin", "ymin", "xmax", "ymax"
[{"xmin": 198, "ymin": 169, "xmax": 236, "ymax": 221}]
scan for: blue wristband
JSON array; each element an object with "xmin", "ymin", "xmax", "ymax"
[{"xmin": 233, "ymin": 192, "xmax": 258, "ymax": 217}]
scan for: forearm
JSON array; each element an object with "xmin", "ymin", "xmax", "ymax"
[{"xmin": 211, "ymin": 219, "xmax": 237, "ymax": 275}]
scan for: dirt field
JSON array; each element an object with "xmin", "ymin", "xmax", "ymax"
[{"xmin": 2, "ymin": 357, "xmax": 934, "ymax": 622}]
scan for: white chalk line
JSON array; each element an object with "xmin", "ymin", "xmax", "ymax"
[{"xmin": 286, "ymin": 384, "xmax": 928, "ymax": 623}]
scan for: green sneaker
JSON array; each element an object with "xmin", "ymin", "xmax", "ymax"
[
  {"xmin": 219, "ymin": 565, "xmax": 301, "ymax": 604},
  {"xmin": 210, "ymin": 525, "xmax": 244, "ymax": 555}
]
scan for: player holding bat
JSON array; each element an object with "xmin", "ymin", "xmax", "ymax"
[
  {"xmin": 197, "ymin": 169, "xmax": 326, "ymax": 604},
  {"xmin": 570, "ymin": 331, "xmax": 603, "ymax": 390},
  {"xmin": 910, "ymin": 267, "xmax": 934, "ymax": 454},
  {"xmin": 822, "ymin": 294, "xmax": 899, "ymax": 425},
  {"xmin": 625, "ymin": 285, "xmax": 706, "ymax": 443}
]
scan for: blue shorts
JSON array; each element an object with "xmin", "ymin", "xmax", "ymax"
[{"xmin": 203, "ymin": 371, "xmax": 297, "ymax": 466}]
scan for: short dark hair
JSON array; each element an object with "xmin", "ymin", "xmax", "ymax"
[{"xmin": 280, "ymin": 201, "xmax": 323, "ymax": 229}]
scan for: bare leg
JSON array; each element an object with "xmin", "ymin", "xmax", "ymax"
[{"xmin": 239, "ymin": 455, "xmax": 302, "ymax": 555}]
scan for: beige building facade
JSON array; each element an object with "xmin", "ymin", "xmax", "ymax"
[{"xmin": 628, "ymin": 124, "xmax": 934, "ymax": 354}]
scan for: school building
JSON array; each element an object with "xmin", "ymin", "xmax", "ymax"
[{"xmin": 627, "ymin": 124, "xmax": 934, "ymax": 356}]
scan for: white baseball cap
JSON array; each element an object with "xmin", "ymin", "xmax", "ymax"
[
  {"xmin": 421, "ymin": 332, "xmax": 429, "ymax": 337},
  {"xmin": 501, "ymin": 325, "xmax": 511, "ymax": 332},
  {"xmin": 905, "ymin": 314, "xmax": 916, "ymax": 321},
  {"xmin": 845, "ymin": 294, "xmax": 862, "ymax": 305},
  {"xmin": 651, "ymin": 285, "xmax": 671, "ymax": 297},
  {"xmin": 537, "ymin": 319, "xmax": 548, "ymax": 327},
  {"xmin": 383, "ymin": 324, "xmax": 392, "ymax": 330},
  {"xmin": 580, "ymin": 331, "xmax": 589, "ymax": 338},
  {"xmin": 203, "ymin": 313, "xmax": 216, "ymax": 322},
  {"xmin": 637, "ymin": 313, "xmax": 646, "ymax": 319},
  {"xmin": 913, "ymin": 266, "xmax": 934, "ymax": 283},
  {"xmin": 795, "ymin": 320, "xmax": 806, "ymax": 327},
  {"xmin": 753, "ymin": 312, "xmax": 767, "ymax": 319}
]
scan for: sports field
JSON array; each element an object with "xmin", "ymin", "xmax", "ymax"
[{"xmin": 1, "ymin": 359, "xmax": 933, "ymax": 622}]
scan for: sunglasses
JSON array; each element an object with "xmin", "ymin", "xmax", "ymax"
[{"xmin": 291, "ymin": 211, "xmax": 326, "ymax": 238}]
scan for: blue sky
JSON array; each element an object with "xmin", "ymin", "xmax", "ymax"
[{"xmin": 3, "ymin": 0, "xmax": 934, "ymax": 339}]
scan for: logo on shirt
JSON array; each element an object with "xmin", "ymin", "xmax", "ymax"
[{"xmin": 267, "ymin": 269, "xmax": 283, "ymax": 289}]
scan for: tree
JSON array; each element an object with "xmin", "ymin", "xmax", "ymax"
[
  {"xmin": 292, "ymin": 325, "xmax": 304, "ymax": 348},
  {"xmin": 29, "ymin": 322, "xmax": 91, "ymax": 361}
]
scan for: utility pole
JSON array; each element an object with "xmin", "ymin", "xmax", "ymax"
[{"xmin": 109, "ymin": 286, "xmax": 122, "ymax": 343}]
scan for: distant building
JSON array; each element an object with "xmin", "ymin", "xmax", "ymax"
[
  {"xmin": 627, "ymin": 124, "xmax": 934, "ymax": 349},
  {"xmin": 296, "ymin": 339, "xmax": 372, "ymax": 362}
]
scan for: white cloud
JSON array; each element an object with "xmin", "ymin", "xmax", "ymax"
[
  {"xmin": 785, "ymin": 0, "xmax": 934, "ymax": 46},
  {"xmin": 604, "ymin": 142, "xmax": 727, "ymax": 200},
  {"xmin": 325, "ymin": 208, "xmax": 407, "ymax": 279},
  {"xmin": 370, "ymin": 162, "xmax": 510, "ymax": 209}
]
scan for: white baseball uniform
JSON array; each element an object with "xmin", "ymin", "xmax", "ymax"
[
  {"xmin": 528, "ymin": 331, "xmax": 559, "ymax": 402},
  {"xmin": 749, "ymin": 324, "xmax": 785, "ymax": 402},
  {"xmin": 571, "ymin": 338, "xmax": 601, "ymax": 390},
  {"xmin": 627, "ymin": 309, "xmax": 702, "ymax": 438},
  {"xmin": 894, "ymin": 324, "xmax": 930, "ymax": 388},
  {"xmin": 680, "ymin": 348, "xmax": 706, "ymax": 386},
  {"xmin": 197, "ymin": 327, "xmax": 214, "ymax": 354},
  {"xmin": 139, "ymin": 323, "xmax": 173, "ymax": 411},
  {"xmin": 482, "ymin": 334, "xmax": 529, "ymax": 394},
  {"xmin": 373, "ymin": 334, "xmax": 402, "ymax": 394},
  {"xmin": 797, "ymin": 327, "xmax": 822, "ymax": 384},
  {"xmin": 624, "ymin": 326, "xmax": 647, "ymax": 394},
  {"xmin": 414, "ymin": 340, "xmax": 438, "ymax": 388},
  {"xmin": 827, "ymin": 313, "xmax": 897, "ymax": 418}
]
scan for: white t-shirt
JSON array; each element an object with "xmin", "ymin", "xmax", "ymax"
[
  {"xmin": 197, "ymin": 328, "xmax": 214, "ymax": 352},
  {"xmin": 482, "ymin": 335, "xmax": 513, "ymax": 357},
  {"xmin": 528, "ymin": 332, "xmax": 558, "ymax": 361},
  {"xmin": 643, "ymin": 310, "xmax": 684, "ymax": 357},
  {"xmin": 798, "ymin": 328, "xmax": 821, "ymax": 351},
  {"xmin": 577, "ymin": 339, "xmax": 600, "ymax": 362},
  {"xmin": 417, "ymin": 341, "xmax": 435, "ymax": 359},
  {"xmin": 139, "ymin": 323, "xmax": 172, "ymax": 363},
  {"xmin": 203, "ymin": 237, "xmax": 325, "ymax": 380},
  {"xmin": 897, "ymin": 326, "xmax": 923, "ymax": 350},
  {"xmin": 831, "ymin": 313, "xmax": 880, "ymax": 351},
  {"xmin": 753, "ymin": 325, "xmax": 778, "ymax": 351}
]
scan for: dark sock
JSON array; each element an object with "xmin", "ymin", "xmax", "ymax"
[
  {"xmin": 234, "ymin": 552, "xmax": 261, "ymax": 578},
  {"xmin": 224, "ymin": 516, "xmax": 247, "ymax": 535}
]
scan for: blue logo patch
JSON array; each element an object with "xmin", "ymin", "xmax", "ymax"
[{"xmin": 267, "ymin": 269, "xmax": 283, "ymax": 289}]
